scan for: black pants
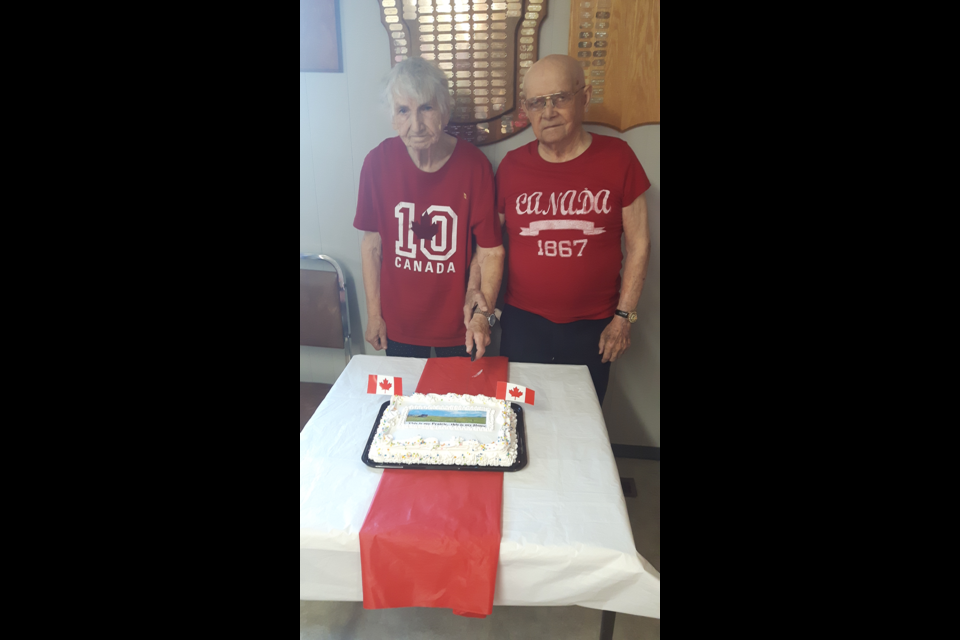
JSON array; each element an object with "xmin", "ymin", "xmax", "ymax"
[
  {"xmin": 386, "ymin": 340, "xmax": 467, "ymax": 358},
  {"xmin": 499, "ymin": 304, "xmax": 612, "ymax": 404}
]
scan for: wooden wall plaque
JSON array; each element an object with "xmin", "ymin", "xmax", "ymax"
[
  {"xmin": 569, "ymin": 0, "xmax": 659, "ymax": 130},
  {"xmin": 379, "ymin": 0, "xmax": 548, "ymax": 146}
]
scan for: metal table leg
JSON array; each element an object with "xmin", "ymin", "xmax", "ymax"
[{"xmin": 599, "ymin": 610, "xmax": 616, "ymax": 640}]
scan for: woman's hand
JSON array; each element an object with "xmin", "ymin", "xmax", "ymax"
[
  {"xmin": 465, "ymin": 313, "xmax": 491, "ymax": 359},
  {"xmin": 365, "ymin": 315, "xmax": 388, "ymax": 351}
]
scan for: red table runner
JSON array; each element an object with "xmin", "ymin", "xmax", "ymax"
[
  {"xmin": 413, "ymin": 356, "xmax": 509, "ymax": 397},
  {"xmin": 360, "ymin": 356, "xmax": 509, "ymax": 618}
]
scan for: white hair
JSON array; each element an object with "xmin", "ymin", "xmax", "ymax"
[{"xmin": 383, "ymin": 57, "xmax": 454, "ymax": 123}]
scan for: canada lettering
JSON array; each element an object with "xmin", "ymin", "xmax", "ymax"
[
  {"xmin": 394, "ymin": 257, "xmax": 456, "ymax": 274},
  {"xmin": 515, "ymin": 189, "xmax": 611, "ymax": 216}
]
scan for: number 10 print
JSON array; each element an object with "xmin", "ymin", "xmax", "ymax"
[{"xmin": 395, "ymin": 202, "xmax": 459, "ymax": 261}]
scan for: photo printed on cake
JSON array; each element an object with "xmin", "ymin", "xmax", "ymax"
[{"xmin": 404, "ymin": 409, "xmax": 488, "ymax": 429}]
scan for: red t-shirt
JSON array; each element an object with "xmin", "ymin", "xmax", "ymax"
[
  {"xmin": 496, "ymin": 134, "xmax": 650, "ymax": 323},
  {"xmin": 354, "ymin": 137, "xmax": 501, "ymax": 347}
]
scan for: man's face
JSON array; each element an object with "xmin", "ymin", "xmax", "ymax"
[
  {"xmin": 522, "ymin": 65, "xmax": 591, "ymax": 146},
  {"xmin": 392, "ymin": 93, "xmax": 447, "ymax": 152}
]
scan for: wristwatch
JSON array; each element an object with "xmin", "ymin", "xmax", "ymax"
[
  {"xmin": 473, "ymin": 305, "xmax": 496, "ymax": 327},
  {"xmin": 615, "ymin": 309, "xmax": 638, "ymax": 323}
]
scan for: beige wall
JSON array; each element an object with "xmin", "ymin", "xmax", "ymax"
[{"xmin": 300, "ymin": 0, "xmax": 660, "ymax": 447}]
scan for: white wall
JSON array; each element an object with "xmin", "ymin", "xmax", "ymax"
[{"xmin": 300, "ymin": 0, "xmax": 660, "ymax": 447}]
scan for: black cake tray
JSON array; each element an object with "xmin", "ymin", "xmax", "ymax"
[{"xmin": 361, "ymin": 401, "xmax": 528, "ymax": 472}]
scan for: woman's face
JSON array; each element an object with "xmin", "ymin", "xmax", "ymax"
[{"xmin": 392, "ymin": 93, "xmax": 447, "ymax": 152}]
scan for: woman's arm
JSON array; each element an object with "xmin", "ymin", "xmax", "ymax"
[{"xmin": 360, "ymin": 231, "xmax": 388, "ymax": 351}]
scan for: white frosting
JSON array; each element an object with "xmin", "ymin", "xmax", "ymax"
[{"xmin": 369, "ymin": 393, "xmax": 518, "ymax": 467}]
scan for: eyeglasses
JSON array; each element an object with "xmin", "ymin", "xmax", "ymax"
[{"xmin": 522, "ymin": 86, "xmax": 585, "ymax": 112}]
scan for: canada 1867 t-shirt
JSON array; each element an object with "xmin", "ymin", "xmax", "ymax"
[
  {"xmin": 354, "ymin": 137, "xmax": 502, "ymax": 347},
  {"xmin": 496, "ymin": 134, "xmax": 650, "ymax": 323}
]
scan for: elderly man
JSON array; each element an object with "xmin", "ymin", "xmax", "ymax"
[{"xmin": 467, "ymin": 55, "xmax": 651, "ymax": 404}]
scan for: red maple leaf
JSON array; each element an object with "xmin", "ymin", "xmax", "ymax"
[
  {"xmin": 379, "ymin": 379, "xmax": 393, "ymax": 391},
  {"xmin": 411, "ymin": 217, "xmax": 439, "ymax": 241},
  {"xmin": 509, "ymin": 387, "xmax": 523, "ymax": 399}
]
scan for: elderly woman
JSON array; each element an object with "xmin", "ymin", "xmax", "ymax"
[{"xmin": 354, "ymin": 58, "xmax": 504, "ymax": 359}]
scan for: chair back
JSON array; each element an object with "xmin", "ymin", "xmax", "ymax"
[{"xmin": 300, "ymin": 254, "xmax": 351, "ymax": 363}]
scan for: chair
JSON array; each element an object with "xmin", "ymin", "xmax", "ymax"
[{"xmin": 300, "ymin": 254, "xmax": 352, "ymax": 432}]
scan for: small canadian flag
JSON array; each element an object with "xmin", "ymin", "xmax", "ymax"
[
  {"xmin": 367, "ymin": 375, "xmax": 403, "ymax": 396},
  {"xmin": 496, "ymin": 381, "xmax": 535, "ymax": 405}
]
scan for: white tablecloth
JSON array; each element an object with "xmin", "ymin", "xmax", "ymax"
[{"xmin": 299, "ymin": 355, "xmax": 660, "ymax": 618}]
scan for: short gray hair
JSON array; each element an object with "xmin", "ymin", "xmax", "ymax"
[{"xmin": 383, "ymin": 58, "xmax": 455, "ymax": 123}]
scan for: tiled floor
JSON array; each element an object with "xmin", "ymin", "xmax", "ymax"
[{"xmin": 300, "ymin": 458, "xmax": 660, "ymax": 640}]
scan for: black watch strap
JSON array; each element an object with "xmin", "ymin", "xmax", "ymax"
[{"xmin": 473, "ymin": 305, "xmax": 496, "ymax": 327}]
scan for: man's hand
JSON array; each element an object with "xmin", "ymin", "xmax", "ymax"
[
  {"xmin": 365, "ymin": 315, "xmax": 388, "ymax": 351},
  {"xmin": 599, "ymin": 316, "xmax": 631, "ymax": 363},
  {"xmin": 465, "ymin": 313, "xmax": 491, "ymax": 359},
  {"xmin": 463, "ymin": 288, "xmax": 489, "ymax": 328}
]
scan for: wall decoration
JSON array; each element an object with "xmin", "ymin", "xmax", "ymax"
[
  {"xmin": 301, "ymin": 0, "xmax": 343, "ymax": 72},
  {"xmin": 378, "ymin": 1, "xmax": 548, "ymax": 146},
  {"xmin": 568, "ymin": 0, "xmax": 659, "ymax": 129}
]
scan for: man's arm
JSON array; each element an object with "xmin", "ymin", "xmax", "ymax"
[
  {"xmin": 360, "ymin": 231, "xmax": 388, "ymax": 351},
  {"xmin": 598, "ymin": 194, "xmax": 651, "ymax": 363},
  {"xmin": 464, "ymin": 243, "xmax": 505, "ymax": 358}
]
